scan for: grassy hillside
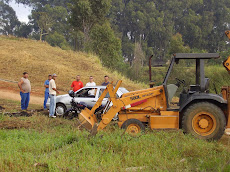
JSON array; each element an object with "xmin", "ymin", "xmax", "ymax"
[
  {"xmin": 0, "ymin": 99, "xmax": 230, "ymax": 171},
  {"xmin": 0, "ymin": 36, "xmax": 147, "ymax": 95}
]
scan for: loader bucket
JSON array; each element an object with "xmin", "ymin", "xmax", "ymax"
[{"xmin": 78, "ymin": 108, "xmax": 96, "ymax": 131}]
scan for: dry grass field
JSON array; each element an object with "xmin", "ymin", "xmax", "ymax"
[{"xmin": 0, "ymin": 36, "xmax": 147, "ymax": 96}]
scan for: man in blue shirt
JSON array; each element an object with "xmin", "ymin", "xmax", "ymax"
[
  {"xmin": 101, "ymin": 75, "xmax": 110, "ymax": 86},
  {"xmin": 44, "ymin": 74, "xmax": 52, "ymax": 110}
]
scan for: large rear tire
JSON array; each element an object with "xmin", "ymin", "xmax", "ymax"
[
  {"xmin": 121, "ymin": 119, "xmax": 145, "ymax": 135},
  {"xmin": 182, "ymin": 102, "xmax": 226, "ymax": 140}
]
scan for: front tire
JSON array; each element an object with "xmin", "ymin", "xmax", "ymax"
[
  {"xmin": 182, "ymin": 102, "xmax": 226, "ymax": 140},
  {"xmin": 121, "ymin": 119, "xmax": 145, "ymax": 135},
  {"xmin": 55, "ymin": 103, "xmax": 67, "ymax": 116}
]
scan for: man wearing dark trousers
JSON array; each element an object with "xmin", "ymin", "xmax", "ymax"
[
  {"xmin": 18, "ymin": 72, "xmax": 31, "ymax": 111},
  {"xmin": 43, "ymin": 74, "xmax": 52, "ymax": 110}
]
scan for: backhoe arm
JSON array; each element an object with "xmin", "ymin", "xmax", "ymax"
[
  {"xmin": 223, "ymin": 31, "xmax": 230, "ymax": 72},
  {"xmin": 79, "ymin": 80, "xmax": 122, "ymax": 130},
  {"xmin": 97, "ymin": 84, "xmax": 162, "ymax": 131},
  {"xmin": 79, "ymin": 80, "xmax": 163, "ymax": 132}
]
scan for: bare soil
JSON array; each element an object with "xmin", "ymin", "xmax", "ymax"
[
  {"xmin": 0, "ymin": 88, "xmax": 43, "ymax": 105},
  {"xmin": 0, "ymin": 120, "xmax": 33, "ymax": 129}
]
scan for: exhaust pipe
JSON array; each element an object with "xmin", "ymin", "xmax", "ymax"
[{"xmin": 149, "ymin": 55, "xmax": 154, "ymax": 88}]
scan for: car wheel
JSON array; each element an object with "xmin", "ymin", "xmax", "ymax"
[{"xmin": 55, "ymin": 103, "xmax": 67, "ymax": 116}]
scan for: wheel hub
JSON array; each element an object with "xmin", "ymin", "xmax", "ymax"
[
  {"xmin": 192, "ymin": 112, "xmax": 217, "ymax": 136},
  {"xmin": 56, "ymin": 106, "xmax": 64, "ymax": 116},
  {"xmin": 127, "ymin": 124, "xmax": 140, "ymax": 134},
  {"xmin": 198, "ymin": 119, "xmax": 209, "ymax": 129}
]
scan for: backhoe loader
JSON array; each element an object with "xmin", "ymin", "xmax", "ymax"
[{"xmin": 78, "ymin": 33, "xmax": 230, "ymax": 141}]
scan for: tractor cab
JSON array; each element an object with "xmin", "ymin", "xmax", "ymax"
[{"xmin": 162, "ymin": 53, "xmax": 222, "ymax": 109}]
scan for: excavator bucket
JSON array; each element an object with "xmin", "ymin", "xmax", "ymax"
[
  {"xmin": 78, "ymin": 108, "xmax": 96, "ymax": 131},
  {"xmin": 77, "ymin": 81, "xmax": 122, "ymax": 134}
]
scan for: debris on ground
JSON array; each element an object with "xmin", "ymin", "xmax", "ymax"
[
  {"xmin": 0, "ymin": 105, "xmax": 5, "ymax": 110},
  {"xmin": 34, "ymin": 162, "xmax": 48, "ymax": 168},
  {"xmin": 33, "ymin": 162, "xmax": 49, "ymax": 170},
  {"xmin": 31, "ymin": 109, "xmax": 46, "ymax": 113},
  {"xmin": 180, "ymin": 158, "xmax": 186, "ymax": 163},
  {"xmin": 2, "ymin": 109, "xmax": 49, "ymax": 117},
  {"xmin": 0, "ymin": 120, "xmax": 32, "ymax": 129},
  {"xmin": 125, "ymin": 166, "xmax": 148, "ymax": 171},
  {"xmin": 225, "ymin": 128, "xmax": 230, "ymax": 136},
  {"xmin": 4, "ymin": 111, "xmax": 32, "ymax": 117}
]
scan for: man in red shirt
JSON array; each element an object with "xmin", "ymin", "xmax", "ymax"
[{"xmin": 71, "ymin": 75, "xmax": 84, "ymax": 92}]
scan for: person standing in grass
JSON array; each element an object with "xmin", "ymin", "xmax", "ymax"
[
  {"xmin": 49, "ymin": 74, "xmax": 59, "ymax": 118},
  {"xmin": 43, "ymin": 74, "xmax": 52, "ymax": 110},
  {"xmin": 18, "ymin": 72, "xmax": 31, "ymax": 111},
  {"xmin": 101, "ymin": 75, "xmax": 110, "ymax": 86},
  {"xmin": 71, "ymin": 75, "xmax": 83, "ymax": 92},
  {"xmin": 86, "ymin": 76, "xmax": 96, "ymax": 95}
]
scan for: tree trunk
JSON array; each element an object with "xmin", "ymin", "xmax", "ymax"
[{"xmin": 39, "ymin": 28, "xmax": 43, "ymax": 41}]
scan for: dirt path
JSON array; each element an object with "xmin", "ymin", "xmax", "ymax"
[{"xmin": 0, "ymin": 89, "xmax": 43, "ymax": 105}]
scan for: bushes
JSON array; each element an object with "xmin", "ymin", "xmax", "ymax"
[
  {"xmin": 89, "ymin": 23, "xmax": 123, "ymax": 70},
  {"xmin": 45, "ymin": 32, "xmax": 71, "ymax": 50}
]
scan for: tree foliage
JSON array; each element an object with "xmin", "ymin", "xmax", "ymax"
[
  {"xmin": 0, "ymin": 1, "xmax": 20, "ymax": 35},
  {"xmin": 131, "ymin": 42, "xmax": 145, "ymax": 79},
  {"xmin": 45, "ymin": 31, "xmax": 70, "ymax": 49},
  {"xmin": 90, "ymin": 23, "xmax": 123, "ymax": 69},
  {"xmin": 69, "ymin": 0, "xmax": 111, "ymax": 48},
  {"xmin": 31, "ymin": 4, "xmax": 68, "ymax": 40},
  {"xmin": 169, "ymin": 33, "xmax": 190, "ymax": 54},
  {"xmin": 109, "ymin": 0, "xmax": 230, "ymax": 64},
  {"xmin": 14, "ymin": 23, "xmax": 32, "ymax": 38}
]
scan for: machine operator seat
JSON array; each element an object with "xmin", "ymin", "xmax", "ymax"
[{"xmin": 188, "ymin": 77, "xmax": 209, "ymax": 94}]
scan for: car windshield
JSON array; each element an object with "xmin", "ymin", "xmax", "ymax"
[
  {"xmin": 99, "ymin": 87, "xmax": 128, "ymax": 98},
  {"xmin": 119, "ymin": 87, "xmax": 129, "ymax": 94},
  {"xmin": 99, "ymin": 89, "xmax": 110, "ymax": 98}
]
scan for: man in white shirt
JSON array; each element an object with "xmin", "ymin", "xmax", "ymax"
[
  {"xmin": 86, "ymin": 76, "xmax": 96, "ymax": 95},
  {"xmin": 49, "ymin": 73, "xmax": 59, "ymax": 118}
]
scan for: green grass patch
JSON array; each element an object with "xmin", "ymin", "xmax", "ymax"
[
  {"xmin": 0, "ymin": 87, "xmax": 230, "ymax": 171},
  {"xmin": 0, "ymin": 115, "xmax": 230, "ymax": 171}
]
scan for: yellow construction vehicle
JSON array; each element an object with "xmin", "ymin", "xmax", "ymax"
[
  {"xmin": 78, "ymin": 34, "xmax": 230, "ymax": 141},
  {"xmin": 223, "ymin": 30, "xmax": 230, "ymax": 72}
]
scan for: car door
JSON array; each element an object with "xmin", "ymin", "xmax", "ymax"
[{"xmin": 74, "ymin": 88, "xmax": 98, "ymax": 109}]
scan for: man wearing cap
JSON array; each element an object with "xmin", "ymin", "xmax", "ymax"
[
  {"xmin": 49, "ymin": 74, "xmax": 59, "ymax": 118},
  {"xmin": 18, "ymin": 72, "xmax": 31, "ymax": 111},
  {"xmin": 43, "ymin": 74, "xmax": 52, "ymax": 110}
]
